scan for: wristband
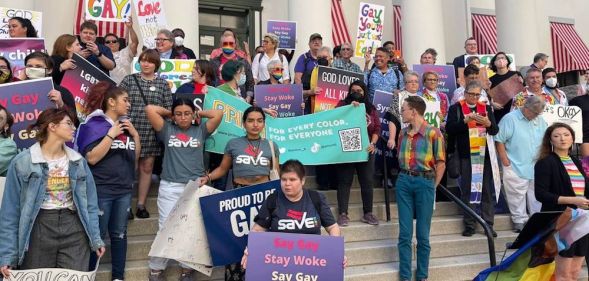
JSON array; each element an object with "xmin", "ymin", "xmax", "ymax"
[{"xmin": 106, "ymin": 134, "xmax": 115, "ymax": 140}]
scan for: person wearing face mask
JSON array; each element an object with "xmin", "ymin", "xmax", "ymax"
[
  {"xmin": 306, "ymin": 46, "xmax": 333, "ymax": 109},
  {"xmin": 155, "ymin": 29, "xmax": 188, "ymax": 60},
  {"xmin": 176, "ymin": 60, "xmax": 216, "ymax": 94},
  {"xmin": 364, "ymin": 47, "xmax": 405, "ymax": 103},
  {"xmin": 512, "ymin": 68, "xmax": 554, "ymax": 111},
  {"xmin": 23, "ymin": 52, "xmax": 78, "ymax": 125},
  {"xmin": 211, "ymin": 35, "xmax": 255, "ymax": 101},
  {"xmin": 171, "ymin": 28, "xmax": 196, "ymax": 60},
  {"xmin": 488, "ymin": 52, "xmax": 524, "ymax": 123},
  {"xmin": 251, "ymin": 33, "xmax": 290, "ymax": 84},
  {"xmin": 334, "ymin": 80, "xmax": 380, "ymax": 226},
  {"xmin": 0, "ymin": 104, "xmax": 17, "ymax": 177},
  {"xmin": 542, "ymin": 68, "xmax": 568, "ymax": 106},
  {"xmin": 257, "ymin": 60, "xmax": 285, "ymax": 85},
  {"xmin": 577, "ymin": 70, "xmax": 589, "ymax": 96},
  {"xmin": 0, "ymin": 57, "xmax": 19, "ymax": 84},
  {"xmin": 217, "ymin": 60, "xmax": 247, "ymax": 100},
  {"xmin": 210, "ymin": 29, "xmax": 251, "ymax": 63}
]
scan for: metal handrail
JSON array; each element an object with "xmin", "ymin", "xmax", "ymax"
[
  {"xmin": 378, "ymin": 136, "xmax": 391, "ymax": 222},
  {"xmin": 437, "ymin": 184, "xmax": 497, "ymax": 267}
]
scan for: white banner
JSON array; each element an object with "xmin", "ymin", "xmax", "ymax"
[
  {"xmin": 355, "ymin": 2, "xmax": 384, "ymax": 57},
  {"xmin": 542, "ymin": 104, "xmax": 583, "ymax": 143},
  {"xmin": 133, "ymin": 0, "xmax": 167, "ymax": 49},
  {"xmin": 0, "ymin": 7, "xmax": 43, "ymax": 39},
  {"xmin": 83, "ymin": 0, "xmax": 132, "ymax": 22},
  {"xmin": 3, "ymin": 260, "xmax": 99, "ymax": 281}
]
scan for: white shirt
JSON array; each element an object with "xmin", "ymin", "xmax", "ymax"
[
  {"xmin": 111, "ymin": 46, "xmax": 133, "ymax": 85},
  {"xmin": 251, "ymin": 52, "xmax": 290, "ymax": 82}
]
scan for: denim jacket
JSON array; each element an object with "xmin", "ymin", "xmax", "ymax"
[{"xmin": 0, "ymin": 143, "xmax": 104, "ymax": 267}]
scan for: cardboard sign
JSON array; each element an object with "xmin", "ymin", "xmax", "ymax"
[
  {"xmin": 488, "ymin": 74, "xmax": 524, "ymax": 106},
  {"xmin": 0, "ymin": 38, "xmax": 46, "ymax": 77},
  {"xmin": 200, "ymin": 180, "xmax": 280, "ymax": 266},
  {"xmin": 132, "ymin": 58, "xmax": 193, "ymax": 93},
  {"xmin": 133, "ymin": 0, "xmax": 167, "ymax": 49},
  {"xmin": 0, "ymin": 7, "xmax": 43, "ymax": 38},
  {"xmin": 84, "ymin": 0, "xmax": 132, "ymax": 22},
  {"xmin": 355, "ymin": 2, "xmax": 385, "ymax": 57},
  {"xmin": 0, "ymin": 78, "xmax": 54, "ymax": 151},
  {"xmin": 254, "ymin": 84, "xmax": 303, "ymax": 117},
  {"xmin": 245, "ymin": 232, "xmax": 345, "ymax": 281},
  {"xmin": 413, "ymin": 64, "xmax": 457, "ymax": 102},
  {"xmin": 60, "ymin": 53, "xmax": 115, "ymax": 122},
  {"xmin": 267, "ymin": 20, "xmax": 297, "ymax": 50},
  {"xmin": 314, "ymin": 66, "xmax": 363, "ymax": 113},
  {"xmin": 542, "ymin": 105, "xmax": 583, "ymax": 143}
]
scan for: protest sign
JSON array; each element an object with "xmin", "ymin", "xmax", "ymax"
[
  {"xmin": 132, "ymin": 57, "xmax": 193, "ymax": 93},
  {"xmin": 267, "ymin": 20, "xmax": 296, "ymax": 50},
  {"xmin": 254, "ymin": 84, "xmax": 303, "ymax": 117},
  {"xmin": 457, "ymin": 66, "xmax": 489, "ymax": 88},
  {"xmin": 84, "ymin": 0, "xmax": 132, "ymax": 22},
  {"xmin": 488, "ymin": 74, "xmax": 524, "ymax": 106},
  {"xmin": 200, "ymin": 180, "xmax": 279, "ymax": 266},
  {"xmin": 0, "ymin": 7, "xmax": 43, "ymax": 38},
  {"xmin": 465, "ymin": 54, "xmax": 516, "ymax": 77},
  {"xmin": 149, "ymin": 181, "xmax": 220, "ymax": 275},
  {"xmin": 2, "ymin": 260, "xmax": 99, "ymax": 281},
  {"xmin": 0, "ymin": 38, "xmax": 45, "ymax": 77},
  {"xmin": 245, "ymin": 232, "xmax": 345, "ymax": 281},
  {"xmin": 355, "ymin": 2, "xmax": 385, "ymax": 57},
  {"xmin": 542, "ymin": 104, "xmax": 583, "ymax": 143},
  {"xmin": 397, "ymin": 94, "xmax": 442, "ymax": 128},
  {"xmin": 203, "ymin": 88, "xmax": 370, "ymax": 165},
  {"xmin": 175, "ymin": 93, "xmax": 205, "ymax": 111},
  {"xmin": 133, "ymin": 0, "xmax": 167, "ymax": 49},
  {"xmin": 372, "ymin": 90, "xmax": 395, "ymax": 170},
  {"xmin": 0, "ymin": 78, "xmax": 54, "ymax": 151},
  {"xmin": 314, "ymin": 66, "xmax": 363, "ymax": 112},
  {"xmin": 60, "ymin": 53, "xmax": 115, "ymax": 122},
  {"xmin": 413, "ymin": 64, "xmax": 457, "ymax": 102}
]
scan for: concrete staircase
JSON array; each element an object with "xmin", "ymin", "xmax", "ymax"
[{"xmin": 94, "ymin": 177, "xmax": 569, "ymax": 281}]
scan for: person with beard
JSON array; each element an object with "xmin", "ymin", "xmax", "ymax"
[
  {"xmin": 542, "ymin": 67, "xmax": 568, "ymax": 106},
  {"xmin": 364, "ymin": 47, "xmax": 405, "ymax": 102},
  {"xmin": 334, "ymin": 80, "xmax": 380, "ymax": 226}
]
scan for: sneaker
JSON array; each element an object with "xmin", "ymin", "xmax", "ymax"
[
  {"xmin": 136, "ymin": 206, "xmax": 150, "ymax": 219},
  {"xmin": 361, "ymin": 213, "xmax": 379, "ymax": 225},
  {"xmin": 337, "ymin": 214, "xmax": 350, "ymax": 227},
  {"xmin": 462, "ymin": 228, "xmax": 475, "ymax": 237},
  {"xmin": 148, "ymin": 270, "xmax": 164, "ymax": 281},
  {"xmin": 179, "ymin": 270, "xmax": 195, "ymax": 281}
]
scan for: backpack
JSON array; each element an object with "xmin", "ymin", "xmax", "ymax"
[
  {"xmin": 265, "ymin": 189, "xmax": 323, "ymax": 218},
  {"xmin": 367, "ymin": 63, "xmax": 401, "ymax": 90}
]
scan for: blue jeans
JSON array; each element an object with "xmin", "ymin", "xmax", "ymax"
[
  {"xmin": 90, "ymin": 192, "xmax": 132, "ymax": 280},
  {"xmin": 395, "ymin": 173, "xmax": 435, "ymax": 280}
]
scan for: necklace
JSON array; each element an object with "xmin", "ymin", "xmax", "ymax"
[{"xmin": 246, "ymin": 137, "xmax": 262, "ymax": 154}]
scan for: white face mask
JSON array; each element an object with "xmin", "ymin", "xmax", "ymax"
[
  {"xmin": 174, "ymin": 36, "xmax": 184, "ymax": 46},
  {"xmin": 25, "ymin": 67, "xmax": 47, "ymax": 79},
  {"xmin": 237, "ymin": 74, "xmax": 246, "ymax": 86},
  {"xmin": 546, "ymin": 77, "xmax": 558, "ymax": 88}
]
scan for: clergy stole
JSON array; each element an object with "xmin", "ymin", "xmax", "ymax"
[{"xmin": 461, "ymin": 100, "xmax": 487, "ymax": 204}]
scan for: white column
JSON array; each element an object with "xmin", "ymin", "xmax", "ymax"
[
  {"xmin": 3, "ymin": 0, "xmax": 34, "ymax": 10},
  {"xmin": 288, "ymin": 0, "xmax": 332, "ymax": 57},
  {"xmin": 401, "ymin": 0, "xmax": 447, "ymax": 66},
  {"xmin": 35, "ymin": 0, "xmax": 76, "ymax": 53},
  {"xmin": 163, "ymin": 0, "xmax": 199, "ymax": 57},
  {"xmin": 496, "ymin": 0, "xmax": 539, "ymax": 68}
]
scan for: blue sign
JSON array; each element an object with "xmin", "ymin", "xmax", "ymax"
[{"xmin": 267, "ymin": 20, "xmax": 297, "ymax": 50}]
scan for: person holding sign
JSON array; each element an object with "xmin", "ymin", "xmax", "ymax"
[
  {"xmin": 364, "ymin": 47, "xmax": 404, "ymax": 102},
  {"xmin": 75, "ymin": 82, "xmax": 141, "ymax": 281},
  {"xmin": 396, "ymin": 96, "xmax": 445, "ymax": 281},
  {"xmin": 241, "ymin": 160, "xmax": 345, "ymax": 267},
  {"xmin": 421, "ymin": 71, "xmax": 449, "ymax": 127},
  {"xmin": 446, "ymin": 80, "xmax": 499, "ymax": 237},
  {"xmin": 8, "ymin": 17, "xmax": 37, "ymax": 38},
  {"xmin": 50, "ymin": 34, "xmax": 82, "ymax": 85},
  {"xmin": 535, "ymin": 123, "xmax": 589, "ymax": 281},
  {"xmin": 252, "ymin": 33, "xmax": 290, "ymax": 84},
  {"xmin": 257, "ymin": 60, "xmax": 285, "ymax": 85},
  {"xmin": 0, "ymin": 105, "xmax": 16, "ymax": 176},
  {"xmin": 335, "ymin": 80, "xmax": 380, "ymax": 226},
  {"xmin": 488, "ymin": 52, "xmax": 523, "ymax": 122},
  {"xmin": 78, "ymin": 21, "xmax": 115, "ymax": 75},
  {"xmin": 0, "ymin": 108, "xmax": 105, "ymax": 277},
  {"xmin": 145, "ymin": 98, "xmax": 222, "ymax": 281}
]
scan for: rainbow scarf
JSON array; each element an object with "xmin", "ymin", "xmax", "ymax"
[{"xmin": 460, "ymin": 100, "xmax": 487, "ymax": 204}]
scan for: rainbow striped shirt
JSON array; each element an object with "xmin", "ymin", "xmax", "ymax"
[
  {"xmin": 560, "ymin": 156, "xmax": 585, "ymax": 196},
  {"xmin": 397, "ymin": 120, "xmax": 446, "ymax": 172}
]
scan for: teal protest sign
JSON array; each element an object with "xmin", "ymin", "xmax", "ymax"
[{"xmin": 203, "ymin": 88, "xmax": 370, "ymax": 165}]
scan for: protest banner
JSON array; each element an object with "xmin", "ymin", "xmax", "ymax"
[
  {"xmin": 84, "ymin": 0, "xmax": 132, "ymax": 22},
  {"xmin": 0, "ymin": 78, "xmax": 54, "ymax": 151},
  {"xmin": 245, "ymin": 232, "xmax": 345, "ymax": 281},
  {"xmin": 133, "ymin": 0, "xmax": 167, "ymax": 49},
  {"xmin": 413, "ymin": 64, "xmax": 457, "ymax": 102},
  {"xmin": 542, "ymin": 104, "xmax": 583, "ymax": 143},
  {"xmin": 0, "ymin": 7, "xmax": 43, "ymax": 38},
  {"xmin": 267, "ymin": 20, "xmax": 296, "ymax": 50},
  {"xmin": 149, "ymin": 181, "xmax": 220, "ymax": 275},
  {"xmin": 175, "ymin": 93, "xmax": 205, "ymax": 111},
  {"xmin": 488, "ymin": 74, "xmax": 524, "ymax": 106},
  {"xmin": 132, "ymin": 57, "xmax": 193, "ymax": 93},
  {"xmin": 314, "ymin": 66, "xmax": 363, "ymax": 112},
  {"xmin": 465, "ymin": 54, "xmax": 516, "ymax": 77},
  {"xmin": 355, "ymin": 2, "xmax": 385, "ymax": 57},
  {"xmin": 0, "ymin": 38, "xmax": 45, "ymax": 77},
  {"xmin": 200, "ymin": 180, "xmax": 280, "ymax": 266},
  {"xmin": 372, "ymin": 90, "xmax": 395, "ymax": 171},
  {"xmin": 203, "ymin": 88, "xmax": 370, "ymax": 165},
  {"xmin": 254, "ymin": 84, "xmax": 303, "ymax": 117},
  {"xmin": 60, "ymin": 53, "xmax": 115, "ymax": 122},
  {"xmin": 2, "ymin": 260, "xmax": 99, "ymax": 281}
]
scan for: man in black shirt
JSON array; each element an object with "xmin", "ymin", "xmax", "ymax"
[
  {"xmin": 452, "ymin": 37, "xmax": 478, "ymax": 79},
  {"xmin": 78, "ymin": 21, "xmax": 116, "ymax": 75}
]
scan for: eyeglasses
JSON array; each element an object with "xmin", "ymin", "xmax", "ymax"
[
  {"xmin": 105, "ymin": 40, "xmax": 118, "ymax": 44},
  {"xmin": 58, "ymin": 121, "xmax": 76, "ymax": 129},
  {"xmin": 406, "ymin": 80, "xmax": 419, "ymax": 84},
  {"xmin": 425, "ymin": 78, "xmax": 439, "ymax": 82},
  {"xmin": 466, "ymin": 92, "xmax": 482, "ymax": 97},
  {"xmin": 154, "ymin": 38, "xmax": 171, "ymax": 42}
]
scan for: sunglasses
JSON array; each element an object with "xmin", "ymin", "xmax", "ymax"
[
  {"xmin": 105, "ymin": 40, "xmax": 118, "ymax": 44},
  {"xmin": 222, "ymin": 42, "xmax": 235, "ymax": 47},
  {"xmin": 154, "ymin": 38, "xmax": 171, "ymax": 42},
  {"xmin": 341, "ymin": 48, "xmax": 352, "ymax": 51},
  {"xmin": 272, "ymin": 68, "xmax": 284, "ymax": 72}
]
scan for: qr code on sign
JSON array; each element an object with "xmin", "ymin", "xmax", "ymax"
[{"xmin": 338, "ymin": 128, "xmax": 362, "ymax": 152}]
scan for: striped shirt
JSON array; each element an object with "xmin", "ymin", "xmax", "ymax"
[
  {"xmin": 397, "ymin": 120, "xmax": 446, "ymax": 171},
  {"xmin": 560, "ymin": 156, "xmax": 585, "ymax": 196}
]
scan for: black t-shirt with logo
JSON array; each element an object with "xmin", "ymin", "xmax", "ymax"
[
  {"xmin": 84, "ymin": 134, "xmax": 136, "ymax": 195},
  {"xmin": 255, "ymin": 190, "xmax": 336, "ymax": 235}
]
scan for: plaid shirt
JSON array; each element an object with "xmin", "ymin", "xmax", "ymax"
[
  {"xmin": 397, "ymin": 120, "xmax": 445, "ymax": 171},
  {"xmin": 332, "ymin": 58, "xmax": 362, "ymax": 74}
]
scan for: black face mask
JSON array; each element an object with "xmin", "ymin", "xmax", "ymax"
[
  {"xmin": 317, "ymin": 57, "xmax": 329, "ymax": 66},
  {"xmin": 348, "ymin": 91, "xmax": 363, "ymax": 102}
]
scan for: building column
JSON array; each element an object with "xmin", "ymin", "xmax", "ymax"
[
  {"xmin": 288, "ymin": 0, "xmax": 332, "ymax": 58},
  {"xmin": 401, "ymin": 0, "xmax": 447, "ymax": 66},
  {"xmin": 163, "ymin": 0, "xmax": 199, "ymax": 56},
  {"xmin": 496, "ymin": 0, "xmax": 540, "ymax": 68}
]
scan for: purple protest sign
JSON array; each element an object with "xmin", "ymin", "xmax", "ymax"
[
  {"xmin": 412, "ymin": 64, "xmax": 457, "ymax": 101},
  {"xmin": 372, "ymin": 90, "xmax": 396, "ymax": 171},
  {"xmin": 267, "ymin": 20, "xmax": 297, "ymax": 50},
  {"xmin": 245, "ymin": 232, "xmax": 344, "ymax": 281},
  {"xmin": 0, "ymin": 38, "xmax": 46, "ymax": 78},
  {"xmin": 254, "ymin": 84, "xmax": 303, "ymax": 117},
  {"xmin": 0, "ymin": 77, "xmax": 54, "ymax": 150}
]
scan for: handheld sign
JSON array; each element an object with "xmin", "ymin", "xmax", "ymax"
[
  {"xmin": 413, "ymin": 64, "xmax": 457, "ymax": 102},
  {"xmin": 245, "ymin": 232, "xmax": 345, "ymax": 281},
  {"xmin": 254, "ymin": 84, "xmax": 303, "ymax": 117},
  {"xmin": 355, "ymin": 2, "xmax": 385, "ymax": 57},
  {"xmin": 314, "ymin": 66, "xmax": 363, "ymax": 113},
  {"xmin": 133, "ymin": 0, "xmax": 167, "ymax": 49},
  {"xmin": 372, "ymin": 90, "xmax": 395, "ymax": 170},
  {"xmin": 0, "ymin": 7, "xmax": 43, "ymax": 38},
  {"xmin": 0, "ymin": 38, "xmax": 45, "ymax": 77},
  {"xmin": 267, "ymin": 20, "xmax": 297, "ymax": 50},
  {"xmin": 542, "ymin": 104, "xmax": 583, "ymax": 143},
  {"xmin": 132, "ymin": 57, "xmax": 194, "ymax": 93},
  {"xmin": 84, "ymin": 0, "xmax": 132, "ymax": 22}
]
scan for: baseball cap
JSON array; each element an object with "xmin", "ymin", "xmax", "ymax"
[{"xmin": 309, "ymin": 33, "xmax": 323, "ymax": 42}]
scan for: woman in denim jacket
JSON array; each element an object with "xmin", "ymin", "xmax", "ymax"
[{"xmin": 0, "ymin": 108, "xmax": 105, "ymax": 278}]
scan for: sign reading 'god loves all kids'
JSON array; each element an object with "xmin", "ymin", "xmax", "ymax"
[
  {"xmin": 314, "ymin": 66, "xmax": 363, "ymax": 113},
  {"xmin": 355, "ymin": 2, "xmax": 385, "ymax": 57},
  {"xmin": 245, "ymin": 232, "xmax": 345, "ymax": 281},
  {"xmin": 0, "ymin": 78, "xmax": 54, "ymax": 151},
  {"xmin": 0, "ymin": 7, "xmax": 43, "ymax": 38},
  {"xmin": 84, "ymin": 0, "xmax": 132, "ymax": 22}
]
